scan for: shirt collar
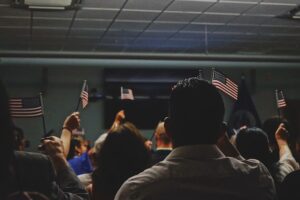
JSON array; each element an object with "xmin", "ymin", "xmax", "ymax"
[{"xmin": 165, "ymin": 144, "xmax": 225, "ymax": 161}]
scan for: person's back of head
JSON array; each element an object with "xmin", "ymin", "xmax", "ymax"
[
  {"xmin": 263, "ymin": 116, "xmax": 288, "ymax": 149},
  {"xmin": 166, "ymin": 77, "xmax": 225, "ymax": 147},
  {"xmin": 92, "ymin": 122, "xmax": 150, "ymax": 200},
  {"xmin": 154, "ymin": 122, "xmax": 172, "ymax": 148},
  {"xmin": 279, "ymin": 170, "xmax": 300, "ymax": 200},
  {"xmin": 236, "ymin": 127, "xmax": 274, "ymax": 169}
]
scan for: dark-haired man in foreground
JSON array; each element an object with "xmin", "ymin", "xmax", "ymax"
[{"xmin": 115, "ymin": 78, "xmax": 276, "ymax": 200}]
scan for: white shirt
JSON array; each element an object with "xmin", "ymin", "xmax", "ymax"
[
  {"xmin": 115, "ymin": 145, "xmax": 276, "ymax": 200},
  {"xmin": 275, "ymin": 145, "xmax": 300, "ymax": 183}
]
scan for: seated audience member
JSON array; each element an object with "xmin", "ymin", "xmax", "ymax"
[
  {"xmin": 151, "ymin": 121, "xmax": 172, "ymax": 165},
  {"xmin": 92, "ymin": 122, "xmax": 151, "ymax": 200},
  {"xmin": 13, "ymin": 126, "xmax": 30, "ymax": 151},
  {"xmin": 228, "ymin": 110, "xmax": 257, "ymax": 138},
  {"xmin": 278, "ymin": 170, "xmax": 300, "ymax": 200},
  {"xmin": 115, "ymin": 77, "xmax": 276, "ymax": 200},
  {"xmin": 67, "ymin": 135, "xmax": 89, "ymax": 160},
  {"xmin": 0, "ymin": 80, "xmax": 88, "ymax": 200},
  {"xmin": 235, "ymin": 128, "xmax": 276, "ymax": 176},
  {"xmin": 236, "ymin": 124, "xmax": 299, "ymax": 184},
  {"xmin": 60, "ymin": 113, "xmax": 93, "ymax": 176}
]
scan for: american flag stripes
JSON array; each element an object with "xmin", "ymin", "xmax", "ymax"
[
  {"xmin": 212, "ymin": 70, "xmax": 238, "ymax": 100},
  {"xmin": 9, "ymin": 97, "xmax": 43, "ymax": 118},
  {"xmin": 80, "ymin": 80, "xmax": 89, "ymax": 109},
  {"xmin": 275, "ymin": 90, "xmax": 287, "ymax": 108},
  {"xmin": 121, "ymin": 87, "xmax": 134, "ymax": 100}
]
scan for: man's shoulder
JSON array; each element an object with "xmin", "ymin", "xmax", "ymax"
[{"xmin": 15, "ymin": 151, "xmax": 50, "ymax": 161}]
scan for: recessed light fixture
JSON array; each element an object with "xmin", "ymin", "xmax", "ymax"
[{"xmin": 11, "ymin": 0, "xmax": 81, "ymax": 10}]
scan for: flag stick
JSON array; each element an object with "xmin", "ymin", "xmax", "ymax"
[
  {"xmin": 75, "ymin": 97, "xmax": 81, "ymax": 112},
  {"xmin": 75, "ymin": 80, "xmax": 87, "ymax": 111},
  {"xmin": 275, "ymin": 89, "xmax": 281, "ymax": 118},
  {"xmin": 150, "ymin": 131, "xmax": 155, "ymax": 141},
  {"xmin": 120, "ymin": 86, "xmax": 123, "ymax": 100},
  {"xmin": 39, "ymin": 93, "xmax": 47, "ymax": 136}
]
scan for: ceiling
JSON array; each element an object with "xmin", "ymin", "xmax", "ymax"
[{"xmin": 0, "ymin": 0, "xmax": 300, "ymax": 58}]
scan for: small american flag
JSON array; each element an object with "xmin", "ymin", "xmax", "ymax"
[
  {"xmin": 121, "ymin": 87, "xmax": 134, "ymax": 100},
  {"xmin": 10, "ymin": 97, "xmax": 43, "ymax": 118},
  {"xmin": 80, "ymin": 80, "xmax": 89, "ymax": 109},
  {"xmin": 275, "ymin": 90, "xmax": 287, "ymax": 108},
  {"xmin": 212, "ymin": 70, "xmax": 238, "ymax": 100}
]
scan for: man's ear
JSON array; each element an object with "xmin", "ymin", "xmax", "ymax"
[{"xmin": 164, "ymin": 117, "xmax": 172, "ymax": 138}]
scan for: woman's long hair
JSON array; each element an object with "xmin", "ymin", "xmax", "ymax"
[
  {"xmin": 92, "ymin": 122, "xmax": 150, "ymax": 200},
  {"xmin": 0, "ymin": 81, "xmax": 15, "ymax": 198}
]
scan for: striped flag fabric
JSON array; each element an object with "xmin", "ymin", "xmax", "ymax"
[
  {"xmin": 121, "ymin": 87, "xmax": 134, "ymax": 100},
  {"xmin": 9, "ymin": 97, "xmax": 43, "ymax": 118},
  {"xmin": 275, "ymin": 89, "xmax": 287, "ymax": 108},
  {"xmin": 212, "ymin": 70, "xmax": 238, "ymax": 100},
  {"xmin": 80, "ymin": 80, "xmax": 89, "ymax": 109}
]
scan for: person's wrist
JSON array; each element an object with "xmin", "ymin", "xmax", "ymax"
[
  {"xmin": 49, "ymin": 153, "xmax": 68, "ymax": 171},
  {"xmin": 62, "ymin": 126, "xmax": 72, "ymax": 132},
  {"xmin": 277, "ymin": 140, "xmax": 288, "ymax": 147}
]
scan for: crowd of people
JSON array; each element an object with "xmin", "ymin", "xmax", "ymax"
[{"xmin": 1, "ymin": 77, "xmax": 300, "ymax": 200}]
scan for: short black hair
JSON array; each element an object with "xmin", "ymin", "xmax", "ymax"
[
  {"xmin": 235, "ymin": 127, "xmax": 274, "ymax": 171},
  {"xmin": 263, "ymin": 116, "xmax": 289, "ymax": 146},
  {"xmin": 168, "ymin": 77, "xmax": 225, "ymax": 146}
]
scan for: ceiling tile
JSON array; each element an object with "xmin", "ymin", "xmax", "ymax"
[
  {"xmin": 32, "ymin": 28, "xmax": 68, "ymax": 37},
  {"xmin": 262, "ymin": 0, "xmax": 299, "ymax": 3},
  {"xmin": 110, "ymin": 21, "xmax": 150, "ymax": 31},
  {"xmin": 0, "ymin": 7, "xmax": 30, "ymax": 17},
  {"xmin": 95, "ymin": 44, "xmax": 124, "ymax": 51},
  {"xmin": 141, "ymin": 31, "xmax": 175, "ymax": 39},
  {"xmin": 106, "ymin": 30, "xmax": 140, "ymax": 37},
  {"xmin": 118, "ymin": 10, "xmax": 159, "ymax": 21},
  {"xmin": 33, "ymin": 19, "xmax": 71, "ymax": 27},
  {"xmin": 167, "ymin": 1, "xmax": 215, "ymax": 12},
  {"xmin": 195, "ymin": 13, "xmax": 236, "ymax": 23},
  {"xmin": 262, "ymin": 17, "xmax": 300, "ymax": 27},
  {"xmin": 77, "ymin": 10, "xmax": 118, "ymax": 19},
  {"xmin": 31, "ymin": 43, "xmax": 62, "ymax": 51},
  {"xmin": 69, "ymin": 29, "xmax": 104, "ymax": 37},
  {"xmin": 73, "ymin": 19, "xmax": 110, "ymax": 29},
  {"xmin": 0, "ymin": 27, "xmax": 29, "ymax": 36},
  {"xmin": 101, "ymin": 36, "xmax": 135, "ymax": 45},
  {"xmin": 81, "ymin": 0, "xmax": 126, "ymax": 8},
  {"xmin": 147, "ymin": 22, "xmax": 185, "ymax": 31},
  {"xmin": 207, "ymin": 2, "xmax": 254, "ymax": 14},
  {"xmin": 157, "ymin": 12, "xmax": 198, "ymax": 22},
  {"xmin": 245, "ymin": 4, "xmax": 296, "ymax": 15},
  {"xmin": 183, "ymin": 23, "xmax": 205, "ymax": 32},
  {"xmin": 229, "ymin": 15, "xmax": 269, "ymax": 25},
  {"xmin": 124, "ymin": 0, "xmax": 173, "ymax": 10},
  {"xmin": 172, "ymin": 31, "xmax": 204, "ymax": 40},
  {"xmin": 0, "ymin": 18, "xmax": 30, "ymax": 27},
  {"xmin": 213, "ymin": 24, "xmax": 258, "ymax": 33}
]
